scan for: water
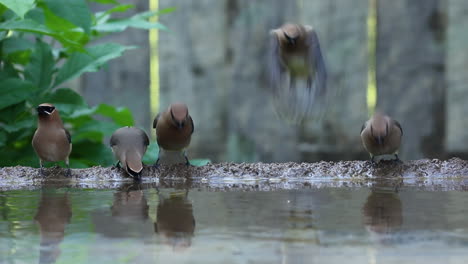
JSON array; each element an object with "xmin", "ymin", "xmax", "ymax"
[{"xmin": 1, "ymin": 183, "xmax": 468, "ymax": 263}]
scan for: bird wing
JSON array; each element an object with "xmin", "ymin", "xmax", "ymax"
[
  {"xmin": 268, "ymin": 30, "xmax": 283, "ymax": 94},
  {"xmin": 394, "ymin": 120, "xmax": 403, "ymax": 136},
  {"xmin": 189, "ymin": 115, "xmax": 194, "ymax": 134},
  {"xmin": 305, "ymin": 26, "xmax": 327, "ymax": 97},
  {"xmin": 360, "ymin": 121, "xmax": 367, "ymax": 134},
  {"xmin": 64, "ymin": 128, "xmax": 71, "ymax": 144},
  {"xmin": 152, "ymin": 113, "xmax": 161, "ymax": 129},
  {"xmin": 109, "ymin": 132, "xmax": 118, "ymax": 147}
]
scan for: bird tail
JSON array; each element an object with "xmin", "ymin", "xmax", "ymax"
[{"xmin": 125, "ymin": 152, "xmax": 143, "ymax": 179}]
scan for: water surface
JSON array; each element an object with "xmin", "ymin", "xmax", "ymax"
[{"xmin": 1, "ymin": 183, "xmax": 468, "ymax": 263}]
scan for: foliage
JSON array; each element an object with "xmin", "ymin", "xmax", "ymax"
[{"xmin": 0, "ymin": 0, "xmax": 173, "ymax": 168}]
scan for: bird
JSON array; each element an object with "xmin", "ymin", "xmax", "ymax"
[
  {"xmin": 34, "ymin": 190, "xmax": 72, "ymax": 264},
  {"xmin": 32, "ymin": 103, "xmax": 72, "ymax": 177},
  {"xmin": 360, "ymin": 112, "xmax": 403, "ymax": 163},
  {"xmin": 153, "ymin": 103, "xmax": 194, "ymax": 166},
  {"xmin": 269, "ymin": 23, "xmax": 327, "ymax": 120},
  {"xmin": 154, "ymin": 190, "xmax": 195, "ymax": 249},
  {"xmin": 110, "ymin": 127, "xmax": 150, "ymax": 181}
]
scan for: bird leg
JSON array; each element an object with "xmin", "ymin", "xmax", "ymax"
[
  {"xmin": 153, "ymin": 158, "xmax": 160, "ymax": 169},
  {"xmin": 65, "ymin": 158, "xmax": 71, "ymax": 177},
  {"xmin": 184, "ymin": 152, "xmax": 190, "ymax": 166},
  {"xmin": 370, "ymin": 156, "xmax": 376, "ymax": 165},
  {"xmin": 394, "ymin": 154, "xmax": 403, "ymax": 164},
  {"xmin": 114, "ymin": 160, "xmax": 121, "ymax": 169},
  {"xmin": 39, "ymin": 160, "xmax": 44, "ymax": 177}
]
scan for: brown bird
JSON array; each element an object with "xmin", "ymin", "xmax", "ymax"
[
  {"xmin": 154, "ymin": 190, "xmax": 195, "ymax": 250},
  {"xmin": 110, "ymin": 127, "xmax": 150, "ymax": 181},
  {"xmin": 34, "ymin": 190, "xmax": 72, "ymax": 264},
  {"xmin": 360, "ymin": 112, "xmax": 403, "ymax": 163},
  {"xmin": 153, "ymin": 103, "xmax": 194, "ymax": 166},
  {"xmin": 269, "ymin": 23, "xmax": 327, "ymax": 98},
  {"xmin": 32, "ymin": 103, "xmax": 72, "ymax": 177}
]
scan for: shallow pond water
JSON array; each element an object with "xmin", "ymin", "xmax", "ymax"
[{"xmin": 1, "ymin": 182, "xmax": 468, "ymax": 264}]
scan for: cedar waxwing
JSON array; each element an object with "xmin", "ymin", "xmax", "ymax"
[
  {"xmin": 32, "ymin": 103, "xmax": 72, "ymax": 177},
  {"xmin": 34, "ymin": 191, "xmax": 72, "ymax": 264},
  {"xmin": 360, "ymin": 112, "xmax": 403, "ymax": 163},
  {"xmin": 362, "ymin": 190, "xmax": 402, "ymax": 235},
  {"xmin": 92, "ymin": 183, "xmax": 152, "ymax": 239},
  {"xmin": 110, "ymin": 127, "xmax": 150, "ymax": 181},
  {"xmin": 153, "ymin": 103, "xmax": 194, "ymax": 166},
  {"xmin": 154, "ymin": 190, "xmax": 195, "ymax": 250},
  {"xmin": 269, "ymin": 23, "xmax": 327, "ymax": 120}
]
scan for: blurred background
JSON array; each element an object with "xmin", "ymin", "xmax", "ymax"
[{"xmin": 73, "ymin": 0, "xmax": 466, "ymax": 163}]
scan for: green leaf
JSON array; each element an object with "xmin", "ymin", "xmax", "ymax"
[
  {"xmin": 190, "ymin": 159, "xmax": 211, "ymax": 166},
  {"xmin": 1, "ymin": 37, "xmax": 34, "ymax": 54},
  {"xmin": 94, "ymin": 104, "xmax": 134, "ymax": 127},
  {"xmin": 42, "ymin": 0, "xmax": 92, "ymax": 33},
  {"xmin": 0, "ymin": 19, "xmax": 82, "ymax": 48},
  {"xmin": 24, "ymin": 40, "xmax": 55, "ymax": 90},
  {"xmin": 72, "ymin": 120, "xmax": 119, "ymax": 142},
  {"xmin": 89, "ymin": 0, "xmax": 119, "ymax": 4},
  {"xmin": 54, "ymin": 43, "xmax": 135, "ymax": 87},
  {"xmin": 0, "ymin": 0, "xmax": 35, "ymax": 18},
  {"xmin": 0, "ymin": 61, "xmax": 19, "ymax": 79},
  {"xmin": 0, "ymin": 130, "xmax": 6, "ymax": 148},
  {"xmin": 93, "ymin": 8, "xmax": 172, "ymax": 32},
  {"xmin": 93, "ymin": 19, "xmax": 167, "ymax": 32},
  {"xmin": 0, "ymin": 79, "xmax": 37, "ymax": 110},
  {"xmin": 37, "ymin": 88, "xmax": 87, "ymax": 115},
  {"xmin": 40, "ymin": 2, "xmax": 79, "ymax": 32},
  {"xmin": 142, "ymin": 141, "xmax": 159, "ymax": 165},
  {"xmin": 0, "ymin": 118, "xmax": 35, "ymax": 133}
]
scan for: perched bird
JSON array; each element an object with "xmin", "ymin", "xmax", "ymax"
[
  {"xmin": 269, "ymin": 23, "xmax": 327, "ymax": 120},
  {"xmin": 110, "ymin": 127, "xmax": 150, "ymax": 181},
  {"xmin": 32, "ymin": 103, "xmax": 72, "ymax": 177},
  {"xmin": 153, "ymin": 103, "xmax": 194, "ymax": 166},
  {"xmin": 360, "ymin": 112, "xmax": 403, "ymax": 163}
]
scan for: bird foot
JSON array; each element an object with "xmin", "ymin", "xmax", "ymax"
[{"xmin": 66, "ymin": 167, "xmax": 71, "ymax": 177}]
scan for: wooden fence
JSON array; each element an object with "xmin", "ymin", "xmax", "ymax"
[{"xmin": 78, "ymin": 0, "xmax": 468, "ymax": 162}]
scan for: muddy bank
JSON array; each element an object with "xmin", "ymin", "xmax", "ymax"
[{"xmin": 1, "ymin": 158, "xmax": 468, "ymax": 190}]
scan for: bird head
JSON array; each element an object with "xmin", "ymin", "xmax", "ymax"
[
  {"xmin": 370, "ymin": 112, "xmax": 389, "ymax": 145},
  {"xmin": 282, "ymin": 24, "xmax": 300, "ymax": 45},
  {"xmin": 36, "ymin": 103, "xmax": 56, "ymax": 117},
  {"xmin": 169, "ymin": 103, "xmax": 189, "ymax": 130}
]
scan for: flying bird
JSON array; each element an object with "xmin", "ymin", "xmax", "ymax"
[
  {"xmin": 32, "ymin": 103, "xmax": 72, "ymax": 177},
  {"xmin": 269, "ymin": 23, "xmax": 327, "ymax": 120},
  {"xmin": 153, "ymin": 103, "xmax": 194, "ymax": 166},
  {"xmin": 110, "ymin": 126, "xmax": 150, "ymax": 181},
  {"xmin": 360, "ymin": 112, "xmax": 403, "ymax": 163}
]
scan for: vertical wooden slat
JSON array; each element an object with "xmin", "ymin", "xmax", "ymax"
[
  {"xmin": 376, "ymin": 0, "xmax": 446, "ymax": 160},
  {"xmin": 158, "ymin": 0, "xmax": 228, "ymax": 160},
  {"xmin": 446, "ymin": 0, "xmax": 468, "ymax": 154},
  {"xmin": 300, "ymin": 0, "xmax": 369, "ymax": 161}
]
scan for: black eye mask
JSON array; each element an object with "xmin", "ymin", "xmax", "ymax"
[{"xmin": 37, "ymin": 106, "xmax": 55, "ymax": 115}]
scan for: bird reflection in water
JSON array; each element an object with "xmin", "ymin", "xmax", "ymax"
[
  {"xmin": 155, "ymin": 189, "xmax": 195, "ymax": 250},
  {"xmin": 93, "ymin": 183, "xmax": 151, "ymax": 238},
  {"xmin": 34, "ymin": 189, "xmax": 72, "ymax": 264},
  {"xmin": 362, "ymin": 185, "xmax": 402, "ymax": 242}
]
